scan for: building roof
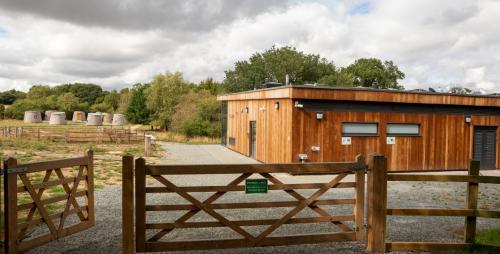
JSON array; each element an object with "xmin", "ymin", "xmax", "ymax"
[{"xmin": 217, "ymin": 85, "xmax": 500, "ymax": 107}]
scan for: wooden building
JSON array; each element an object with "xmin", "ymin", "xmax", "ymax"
[{"xmin": 218, "ymin": 85, "xmax": 500, "ymax": 171}]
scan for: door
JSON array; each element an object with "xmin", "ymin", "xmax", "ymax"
[
  {"xmin": 473, "ymin": 126, "xmax": 497, "ymax": 170},
  {"xmin": 249, "ymin": 121, "xmax": 256, "ymax": 159}
]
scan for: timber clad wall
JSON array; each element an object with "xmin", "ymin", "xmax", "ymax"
[
  {"xmin": 292, "ymin": 110, "xmax": 500, "ymax": 171},
  {"xmin": 219, "ymin": 86, "xmax": 500, "ymax": 171},
  {"xmin": 227, "ymin": 99, "xmax": 293, "ymax": 163}
]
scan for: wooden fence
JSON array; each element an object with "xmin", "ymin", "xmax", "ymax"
[
  {"xmin": 1, "ymin": 151, "xmax": 95, "ymax": 253},
  {"xmin": 0, "ymin": 126, "xmax": 145, "ymax": 143},
  {"xmin": 366, "ymin": 154, "xmax": 500, "ymax": 253},
  {"xmin": 122, "ymin": 155, "xmax": 367, "ymax": 253}
]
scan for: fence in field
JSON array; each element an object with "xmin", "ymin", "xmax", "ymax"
[
  {"xmin": 0, "ymin": 126, "xmax": 146, "ymax": 143},
  {"xmin": 122, "ymin": 155, "xmax": 367, "ymax": 253},
  {"xmin": 366, "ymin": 154, "xmax": 500, "ymax": 253},
  {"xmin": 1, "ymin": 151, "xmax": 95, "ymax": 254}
]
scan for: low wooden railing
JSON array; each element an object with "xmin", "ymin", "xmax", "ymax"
[
  {"xmin": 0, "ymin": 126, "xmax": 145, "ymax": 143},
  {"xmin": 122, "ymin": 155, "xmax": 367, "ymax": 253},
  {"xmin": 366, "ymin": 154, "xmax": 500, "ymax": 253},
  {"xmin": 2, "ymin": 151, "xmax": 95, "ymax": 253}
]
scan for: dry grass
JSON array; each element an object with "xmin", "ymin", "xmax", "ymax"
[
  {"xmin": 0, "ymin": 137, "xmax": 165, "ymax": 187},
  {"xmin": 151, "ymin": 131, "xmax": 219, "ymax": 144}
]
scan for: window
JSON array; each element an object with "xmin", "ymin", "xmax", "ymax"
[
  {"xmin": 342, "ymin": 123, "xmax": 378, "ymax": 136},
  {"xmin": 387, "ymin": 123, "xmax": 420, "ymax": 136}
]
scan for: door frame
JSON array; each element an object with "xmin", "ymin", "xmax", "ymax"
[
  {"xmin": 472, "ymin": 126, "xmax": 497, "ymax": 170},
  {"xmin": 249, "ymin": 121, "xmax": 256, "ymax": 159}
]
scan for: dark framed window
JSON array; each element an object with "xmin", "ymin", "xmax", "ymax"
[
  {"xmin": 342, "ymin": 123, "xmax": 378, "ymax": 136},
  {"xmin": 387, "ymin": 123, "xmax": 420, "ymax": 136}
]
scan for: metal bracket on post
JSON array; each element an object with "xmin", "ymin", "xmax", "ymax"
[{"xmin": 1, "ymin": 166, "xmax": 27, "ymax": 175}]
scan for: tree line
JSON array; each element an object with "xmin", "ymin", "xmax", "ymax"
[{"xmin": 1, "ymin": 46, "xmax": 409, "ymax": 137}]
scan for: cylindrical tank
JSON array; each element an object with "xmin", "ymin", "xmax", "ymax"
[
  {"xmin": 44, "ymin": 110, "xmax": 57, "ymax": 121},
  {"xmin": 72, "ymin": 111, "xmax": 87, "ymax": 122},
  {"xmin": 112, "ymin": 114, "xmax": 128, "ymax": 126},
  {"xmin": 23, "ymin": 111, "xmax": 42, "ymax": 123},
  {"xmin": 87, "ymin": 113, "xmax": 103, "ymax": 126},
  {"xmin": 49, "ymin": 112, "xmax": 67, "ymax": 125},
  {"xmin": 102, "ymin": 113, "xmax": 113, "ymax": 124}
]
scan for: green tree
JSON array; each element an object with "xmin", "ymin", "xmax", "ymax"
[
  {"xmin": 145, "ymin": 72, "xmax": 188, "ymax": 130},
  {"xmin": 27, "ymin": 85, "xmax": 52, "ymax": 100},
  {"xmin": 223, "ymin": 46, "xmax": 337, "ymax": 92},
  {"xmin": 171, "ymin": 90, "xmax": 221, "ymax": 137},
  {"xmin": 345, "ymin": 58, "xmax": 405, "ymax": 89},
  {"xmin": 318, "ymin": 68, "xmax": 356, "ymax": 87},
  {"xmin": 53, "ymin": 83, "xmax": 104, "ymax": 105},
  {"xmin": 125, "ymin": 84, "xmax": 150, "ymax": 124},
  {"xmin": 195, "ymin": 77, "xmax": 224, "ymax": 95},
  {"xmin": 0, "ymin": 89, "xmax": 26, "ymax": 105},
  {"xmin": 4, "ymin": 99, "xmax": 38, "ymax": 119},
  {"xmin": 0, "ymin": 104, "xmax": 5, "ymax": 119}
]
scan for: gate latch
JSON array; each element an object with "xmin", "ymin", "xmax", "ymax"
[{"xmin": 1, "ymin": 166, "xmax": 27, "ymax": 175}]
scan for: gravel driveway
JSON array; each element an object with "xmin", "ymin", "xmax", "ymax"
[{"xmin": 29, "ymin": 143, "xmax": 500, "ymax": 254}]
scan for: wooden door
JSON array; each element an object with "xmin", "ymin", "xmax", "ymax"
[
  {"xmin": 473, "ymin": 126, "xmax": 497, "ymax": 170},
  {"xmin": 249, "ymin": 121, "xmax": 256, "ymax": 159}
]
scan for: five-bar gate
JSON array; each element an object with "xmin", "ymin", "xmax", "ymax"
[{"xmin": 122, "ymin": 155, "xmax": 367, "ymax": 253}]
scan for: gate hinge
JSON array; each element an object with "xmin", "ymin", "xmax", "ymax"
[
  {"xmin": 364, "ymin": 223, "xmax": 370, "ymax": 229},
  {"xmin": 1, "ymin": 166, "xmax": 27, "ymax": 175},
  {"xmin": 0, "ymin": 240, "xmax": 7, "ymax": 248}
]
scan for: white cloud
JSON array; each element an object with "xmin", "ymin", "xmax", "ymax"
[{"xmin": 0, "ymin": 0, "xmax": 499, "ymax": 93}]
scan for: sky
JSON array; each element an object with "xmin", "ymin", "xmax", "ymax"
[{"xmin": 0, "ymin": 0, "xmax": 499, "ymax": 92}]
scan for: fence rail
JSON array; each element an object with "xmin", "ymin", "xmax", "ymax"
[
  {"xmin": 0, "ymin": 126, "xmax": 145, "ymax": 143},
  {"xmin": 365, "ymin": 155, "xmax": 500, "ymax": 252},
  {"xmin": 122, "ymin": 155, "xmax": 367, "ymax": 253},
  {"xmin": 2, "ymin": 151, "xmax": 95, "ymax": 254}
]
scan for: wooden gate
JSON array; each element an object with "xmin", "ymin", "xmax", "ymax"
[
  {"xmin": 2, "ymin": 151, "xmax": 95, "ymax": 253},
  {"xmin": 122, "ymin": 155, "xmax": 366, "ymax": 253}
]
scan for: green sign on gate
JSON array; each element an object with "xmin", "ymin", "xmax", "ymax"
[{"xmin": 245, "ymin": 179, "xmax": 268, "ymax": 194}]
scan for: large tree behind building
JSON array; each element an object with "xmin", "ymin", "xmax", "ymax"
[
  {"xmin": 345, "ymin": 58, "xmax": 405, "ymax": 89},
  {"xmin": 223, "ymin": 46, "xmax": 337, "ymax": 92}
]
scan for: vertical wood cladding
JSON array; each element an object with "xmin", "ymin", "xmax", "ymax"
[
  {"xmin": 292, "ymin": 109, "xmax": 500, "ymax": 171},
  {"xmin": 221, "ymin": 87, "xmax": 500, "ymax": 171},
  {"xmin": 226, "ymin": 99, "xmax": 292, "ymax": 163}
]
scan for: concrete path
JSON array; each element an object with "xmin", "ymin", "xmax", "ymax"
[{"xmin": 159, "ymin": 142, "xmax": 258, "ymax": 164}]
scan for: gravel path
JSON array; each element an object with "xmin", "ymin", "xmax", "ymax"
[{"xmin": 28, "ymin": 143, "xmax": 500, "ymax": 254}]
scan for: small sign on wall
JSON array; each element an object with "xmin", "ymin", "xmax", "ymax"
[
  {"xmin": 387, "ymin": 136, "xmax": 396, "ymax": 145},
  {"xmin": 341, "ymin": 137, "xmax": 351, "ymax": 145}
]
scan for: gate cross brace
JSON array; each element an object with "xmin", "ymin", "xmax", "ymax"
[
  {"xmin": 253, "ymin": 173, "xmax": 348, "ymax": 244},
  {"xmin": 260, "ymin": 173, "xmax": 352, "ymax": 232},
  {"xmin": 148, "ymin": 173, "xmax": 252, "ymax": 242},
  {"xmin": 152, "ymin": 175, "xmax": 258, "ymax": 243}
]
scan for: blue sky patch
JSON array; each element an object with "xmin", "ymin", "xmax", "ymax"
[
  {"xmin": 0, "ymin": 27, "xmax": 8, "ymax": 37},
  {"xmin": 349, "ymin": 1, "xmax": 371, "ymax": 15}
]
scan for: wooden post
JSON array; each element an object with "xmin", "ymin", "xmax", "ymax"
[
  {"xmin": 122, "ymin": 154, "xmax": 134, "ymax": 254},
  {"xmin": 144, "ymin": 136, "xmax": 152, "ymax": 157},
  {"xmin": 85, "ymin": 150, "xmax": 95, "ymax": 226},
  {"xmin": 37, "ymin": 128, "xmax": 40, "ymax": 141},
  {"xmin": 366, "ymin": 154, "xmax": 387, "ymax": 253},
  {"xmin": 354, "ymin": 154, "xmax": 366, "ymax": 241},
  {"xmin": 3, "ymin": 157, "xmax": 19, "ymax": 254},
  {"xmin": 135, "ymin": 158, "xmax": 146, "ymax": 252},
  {"xmin": 464, "ymin": 160, "xmax": 480, "ymax": 244}
]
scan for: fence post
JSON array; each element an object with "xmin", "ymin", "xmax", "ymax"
[
  {"xmin": 3, "ymin": 157, "xmax": 19, "ymax": 254},
  {"xmin": 144, "ymin": 136, "xmax": 152, "ymax": 157},
  {"xmin": 354, "ymin": 154, "xmax": 366, "ymax": 241},
  {"xmin": 122, "ymin": 154, "xmax": 135, "ymax": 254},
  {"xmin": 85, "ymin": 150, "xmax": 95, "ymax": 226},
  {"xmin": 135, "ymin": 158, "xmax": 146, "ymax": 252},
  {"xmin": 464, "ymin": 160, "xmax": 480, "ymax": 244},
  {"xmin": 366, "ymin": 153, "xmax": 387, "ymax": 253}
]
